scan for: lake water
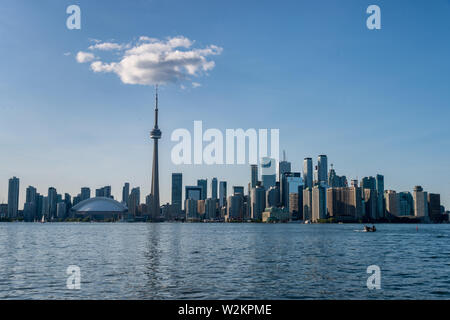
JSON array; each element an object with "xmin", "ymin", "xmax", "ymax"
[{"xmin": 0, "ymin": 223, "xmax": 449, "ymax": 299}]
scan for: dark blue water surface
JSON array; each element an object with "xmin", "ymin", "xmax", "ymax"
[{"xmin": 0, "ymin": 223, "xmax": 449, "ymax": 299}]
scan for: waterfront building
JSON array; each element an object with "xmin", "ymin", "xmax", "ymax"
[
  {"xmin": 0, "ymin": 204, "xmax": 7, "ymax": 218},
  {"xmin": 286, "ymin": 173, "xmax": 303, "ymax": 212},
  {"xmin": 57, "ymin": 202, "xmax": 67, "ymax": 219},
  {"xmin": 428, "ymin": 193, "xmax": 441, "ymax": 222},
  {"xmin": 7, "ymin": 177, "xmax": 20, "ymax": 218},
  {"xmin": 251, "ymin": 186, "xmax": 266, "ymax": 220},
  {"xmin": 23, "ymin": 202, "xmax": 36, "ymax": 222},
  {"xmin": 48, "ymin": 187, "xmax": 57, "ymax": 219},
  {"xmin": 185, "ymin": 199, "xmax": 198, "ymax": 220},
  {"xmin": 312, "ymin": 185, "xmax": 327, "ymax": 222},
  {"xmin": 262, "ymin": 207, "xmax": 290, "ymax": 223},
  {"xmin": 205, "ymin": 198, "xmax": 217, "ymax": 220},
  {"xmin": 289, "ymin": 193, "xmax": 302, "ymax": 219},
  {"xmin": 413, "ymin": 186, "xmax": 428, "ymax": 220},
  {"xmin": 326, "ymin": 187, "xmax": 363, "ymax": 221},
  {"xmin": 303, "ymin": 187, "xmax": 312, "ymax": 221},
  {"xmin": 226, "ymin": 194, "xmax": 243, "ymax": 221},
  {"xmin": 197, "ymin": 199, "xmax": 205, "ymax": 216},
  {"xmin": 25, "ymin": 186, "xmax": 37, "ymax": 220},
  {"xmin": 385, "ymin": 190, "xmax": 400, "ymax": 217},
  {"xmin": 399, "ymin": 192, "xmax": 414, "ymax": 216},
  {"xmin": 171, "ymin": 173, "xmax": 182, "ymax": 213},
  {"xmin": 363, "ymin": 188, "xmax": 378, "ymax": 220},
  {"xmin": 376, "ymin": 174, "xmax": 385, "ymax": 218},
  {"xmin": 41, "ymin": 196, "xmax": 49, "ymax": 219}
]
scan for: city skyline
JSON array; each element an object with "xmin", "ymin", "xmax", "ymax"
[
  {"xmin": 1, "ymin": 151, "xmax": 446, "ymax": 222},
  {"xmin": 1, "ymin": 1, "xmax": 450, "ymax": 209}
]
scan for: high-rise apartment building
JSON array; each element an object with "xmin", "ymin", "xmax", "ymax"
[
  {"xmin": 317, "ymin": 155, "xmax": 328, "ymax": 185},
  {"xmin": 122, "ymin": 183, "xmax": 130, "ymax": 205},
  {"xmin": 413, "ymin": 186, "xmax": 428, "ymax": 219},
  {"xmin": 211, "ymin": 177, "xmax": 218, "ymax": 199},
  {"xmin": 81, "ymin": 187, "xmax": 91, "ymax": 201},
  {"xmin": 219, "ymin": 181, "xmax": 227, "ymax": 207},
  {"xmin": 251, "ymin": 186, "xmax": 266, "ymax": 220},
  {"xmin": 385, "ymin": 190, "xmax": 400, "ymax": 217},
  {"xmin": 171, "ymin": 173, "xmax": 182, "ymax": 212},
  {"xmin": 312, "ymin": 185, "xmax": 327, "ymax": 222},
  {"xmin": 7, "ymin": 177, "xmax": 20, "ymax": 218},
  {"xmin": 303, "ymin": 158, "xmax": 313, "ymax": 189},
  {"xmin": 197, "ymin": 179, "xmax": 207, "ymax": 200}
]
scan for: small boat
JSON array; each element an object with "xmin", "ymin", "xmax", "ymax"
[
  {"xmin": 364, "ymin": 225, "xmax": 376, "ymax": 232},
  {"xmin": 304, "ymin": 220, "xmax": 311, "ymax": 224}
]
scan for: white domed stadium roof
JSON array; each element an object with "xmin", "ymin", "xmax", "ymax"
[{"xmin": 72, "ymin": 197, "xmax": 127, "ymax": 213}]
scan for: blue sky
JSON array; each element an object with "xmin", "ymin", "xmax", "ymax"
[{"xmin": 0, "ymin": 0, "xmax": 449, "ymax": 208}]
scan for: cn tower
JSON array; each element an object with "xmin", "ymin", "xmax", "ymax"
[{"xmin": 150, "ymin": 85, "xmax": 161, "ymax": 221}]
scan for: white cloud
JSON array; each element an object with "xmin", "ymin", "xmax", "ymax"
[
  {"xmin": 88, "ymin": 42, "xmax": 126, "ymax": 51},
  {"xmin": 76, "ymin": 51, "xmax": 96, "ymax": 63},
  {"xmin": 192, "ymin": 82, "xmax": 202, "ymax": 88},
  {"xmin": 63, "ymin": 52, "xmax": 71, "ymax": 56},
  {"xmin": 76, "ymin": 36, "xmax": 222, "ymax": 86}
]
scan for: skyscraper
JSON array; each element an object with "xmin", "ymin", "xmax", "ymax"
[
  {"xmin": 7, "ymin": 177, "xmax": 19, "ymax": 218},
  {"xmin": 251, "ymin": 186, "xmax": 265, "ymax": 220},
  {"xmin": 261, "ymin": 157, "xmax": 276, "ymax": 189},
  {"xmin": 150, "ymin": 86, "xmax": 162, "ymax": 221},
  {"xmin": 48, "ymin": 187, "xmax": 57, "ymax": 219},
  {"xmin": 286, "ymin": 173, "xmax": 303, "ymax": 213},
  {"xmin": 328, "ymin": 165, "xmax": 347, "ymax": 187},
  {"xmin": 376, "ymin": 174, "xmax": 384, "ymax": 218},
  {"xmin": 197, "ymin": 179, "xmax": 207, "ymax": 200},
  {"xmin": 361, "ymin": 176, "xmax": 376, "ymax": 190},
  {"xmin": 428, "ymin": 193, "xmax": 441, "ymax": 222},
  {"xmin": 250, "ymin": 164, "xmax": 258, "ymax": 188},
  {"xmin": 326, "ymin": 187, "xmax": 363, "ymax": 221},
  {"xmin": 278, "ymin": 151, "xmax": 291, "ymax": 183},
  {"xmin": 211, "ymin": 177, "xmax": 218, "ymax": 199},
  {"xmin": 413, "ymin": 186, "xmax": 428, "ymax": 219},
  {"xmin": 303, "ymin": 158, "xmax": 313, "ymax": 189},
  {"xmin": 219, "ymin": 181, "xmax": 227, "ymax": 207},
  {"xmin": 312, "ymin": 185, "xmax": 327, "ymax": 222},
  {"xmin": 385, "ymin": 190, "xmax": 400, "ymax": 217},
  {"xmin": 185, "ymin": 186, "xmax": 202, "ymax": 202},
  {"xmin": 122, "ymin": 183, "xmax": 130, "ymax": 205},
  {"xmin": 26, "ymin": 186, "xmax": 37, "ymax": 203},
  {"xmin": 363, "ymin": 188, "xmax": 378, "ymax": 220},
  {"xmin": 171, "ymin": 173, "xmax": 182, "ymax": 212},
  {"xmin": 233, "ymin": 186, "xmax": 244, "ymax": 195},
  {"xmin": 317, "ymin": 155, "xmax": 328, "ymax": 185},
  {"xmin": 81, "ymin": 187, "xmax": 91, "ymax": 201}
]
